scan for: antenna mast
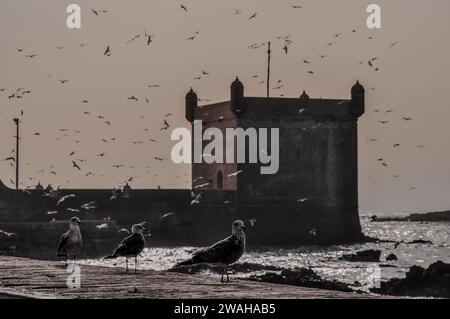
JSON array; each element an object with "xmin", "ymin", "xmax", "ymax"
[{"xmin": 266, "ymin": 41, "xmax": 271, "ymax": 98}]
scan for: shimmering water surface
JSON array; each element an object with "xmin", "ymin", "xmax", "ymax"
[{"xmin": 81, "ymin": 216, "xmax": 450, "ymax": 287}]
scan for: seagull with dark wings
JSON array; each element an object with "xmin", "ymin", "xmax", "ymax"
[
  {"xmin": 175, "ymin": 220, "xmax": 246, "ymax": 282},
  {"xmin": 72, "ymin": 160, "xmax": 81, "ymax": 170},
  {"xmin": 104, "ymin": 223, "xmax": 148, "ymax": 272},
  {"xmin": 104, "ymin": 45, "xmax": 111, "ymax": 56},
  {"xmin": 57, "ymin": 217, "xmax": 83, "ymax": 265}
]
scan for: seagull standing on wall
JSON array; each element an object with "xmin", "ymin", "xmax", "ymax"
[
  {"xmin": 104, "ymin": 223, "xmax": 148, "ymax": 273},
  {"xmin": 175, "ymin": 220, "xmax": 247, "ymax": 283},
  {"xmin": 57, "ymin": 217, "xmax": 83, "ymax": 265}
]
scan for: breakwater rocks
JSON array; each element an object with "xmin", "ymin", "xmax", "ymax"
[
  {"xmin": 371, "ymin": 210, "xmax": 450, "ymax": 222},
  {"xmin": 371, "ymin": 261, "xmax": 450, "ymax": 298},
  {"xmin": 339, "ymin": 249, "xmax": 382, "ymax": 262},
  {"xmin": 249, "ymin": 268, "xmax": 353, "ymax": 293}
]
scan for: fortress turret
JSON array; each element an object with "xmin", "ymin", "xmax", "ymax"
[
  {"xmin": 351, "ymin": 80, "xmax": 365, "ymax": 116},
  {"xmin": 230, "ymin": 76, "xmax": 244, "ymax": 113},
  {"xmin": 299, "ymin": 90, "xmax": 310, "ymax": 107},
  {"xmin": 185, "ymin": 88, "xmax": 197, "ymax": 122},
  {"xmin": 122, "ymin": 183, "xmax": 132, "ymax": 198}
]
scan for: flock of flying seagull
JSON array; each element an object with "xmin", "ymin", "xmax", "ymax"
[
  {"xmin": 0, "ymin": 4, "xmax": 416, "ymax": 191},
  {"xmin": 0, "ymin": 4, "xmax": 422, "ymax": 192},
  {"xmin": 0, "ymin": 2, "xmax": 434, "ymax": 283},
  {"xmin": 57, "ymin": 216, "xmax": 246, "ymax": 282}
]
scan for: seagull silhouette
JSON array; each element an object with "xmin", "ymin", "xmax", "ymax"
[
  {"xmin": 104, "ymin": 45, "xmax": 111, "ymax": 56},
  {"xmin": 72, "ymin": 161, "xmax": 81, "ymax": 170},
  {"xmin": 175, "ymin": 220, "xmax": 247, "ymax": 283}
]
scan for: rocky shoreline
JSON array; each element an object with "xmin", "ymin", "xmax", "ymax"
[
  {"xmin": 370, "ymin": 210, "xmax": 450, "ymax": 222},
  {"xmin": 371, "ymin": 261, "xmax": 450, "ymax": 298},
  {"xmin": 170, "ymin": 258, "xmax": 450, "ymax": 298}
]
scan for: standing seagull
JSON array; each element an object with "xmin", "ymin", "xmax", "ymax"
[
  {"xmin": 104, "ymin": 223, "xmax": 148, "ymax": 273},
  {"xmin": 175, "ymin": 220, "xmax": 246, "ymax": 283},
  {"xmin": 57, "ymin": 217, "xmax": 83, "ymax": 265}
]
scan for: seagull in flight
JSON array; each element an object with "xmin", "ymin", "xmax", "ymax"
[
  {"xmin": 190, "ymin": 191, "xmax": 202, "ymax": 205},
  {"xmin": 175, "ymin": 220, "xmax": 247, "ymax": 283},
  {"xmin": 57, "ymin": 194, "xmax": 76, "ymax": 206},
  {"xmin": 72, "ymin": 161, "xmax": 81, "ymax": 170},
  {"xmin": 228, "ymin": 170, "xmax": 243, "ymax": 177},
  {"xmin": 0, "ymin": 229, "xmax": 15, "ymax": 237},
  {"xmin": 126, "ymin": 34, "xmax": 141, "ymax": 44},
  {"xmin": 104, "ymin": 45, "xmax": 111, "ymax": 56}
]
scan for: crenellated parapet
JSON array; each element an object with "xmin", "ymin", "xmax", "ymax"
[{"xmin": 190, "ymin": 79, "xmax": 365, "ymax": 123}]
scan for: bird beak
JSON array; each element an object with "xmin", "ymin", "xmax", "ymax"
[
  {"xmin": 77, "ymin": 221, "xmax": 83, "ymax": 225},
  {"xmin": 242, "ymin": 226, "xmax": 247, "ymax": 230}
]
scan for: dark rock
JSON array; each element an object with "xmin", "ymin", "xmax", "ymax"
[
  {"xmin": 374, "ymin": 211, "xmax": 450, "ymax": 222},
  {"xmin": 249, "ymin": 268, "xmax": 353, "ymax": 293},
  {"xmin": 379, "ymin": 264, "xmax": 397, "ymax": 268},
  {"xmin": 339, "ymin": 249, "xmax": 381, "ymax": 262},
  {"xmin": 386, "ymin": 254, "xmax": 398, "ymax": 261},
  {"xmin": 371, "ymin": 261, "xmax": 450, "ymax": 298},
  {"xmin": 407, "ymin": 239, "xmax": 433, "ymax": 245}
]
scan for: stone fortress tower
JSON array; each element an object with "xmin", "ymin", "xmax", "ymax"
[
  {"xmin": 185, "ymin": 77, "xmax": 365, "ymax": 244},
  {"xmin": 0, "ymin": 77, "xmax": 366, "ymax": 247}
]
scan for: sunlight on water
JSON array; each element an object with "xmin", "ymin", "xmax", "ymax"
[{"xmin": 80, "ymin": 217, "xmax": 450, "ymax": 286}]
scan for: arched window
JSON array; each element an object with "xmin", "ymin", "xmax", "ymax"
[{"xmin": 217, "ymin": 171, "xmax": 223, "ymax": 189}]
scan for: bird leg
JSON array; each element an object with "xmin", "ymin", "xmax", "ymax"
[
  {"xmin": 65, "ymin": 255, "xmax": 68, "ymax": 266},
  {"xmin": 226, "ymin": 266, "xmax": 230, "ymax": 283},
  {"xmin": 73, "ymin": 252, "xmax": 76, "ymax": 264},
  {"xmin": 135, "ymin": 256, "xmax": 137, "ymax": 274},
  {"xmin": 126, "ymin": 258, "xmax": 128, "ymax": 272},
  {"xmin": 220, "ymin": 267, "xmax": 224, "ymax": 283}
]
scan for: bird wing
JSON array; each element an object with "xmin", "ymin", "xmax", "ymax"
[
  {"xmin": 192, "ymin": 235, "xmax": 241, "ymax": 264},
  {"xmin": 114, "ymin": 233, "xmax": 145, "ymax": 256},
  {"xmin": 57, "ymin": 231, "xmax": 69, "ymax": 254}
]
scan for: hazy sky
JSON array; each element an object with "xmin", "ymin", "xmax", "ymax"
[{"xmin": 1, "ymin": 0, "xmax": 450, "ymax": 214}]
